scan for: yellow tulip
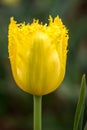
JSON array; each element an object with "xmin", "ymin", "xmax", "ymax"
[{"xmin": 8, "ymin": 16, "xmax": 69, "ymax": 96}]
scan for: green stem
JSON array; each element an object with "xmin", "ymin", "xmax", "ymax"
[{"xmin": 34, "ymin": 95, "xmax": 42, "ymax": 130}]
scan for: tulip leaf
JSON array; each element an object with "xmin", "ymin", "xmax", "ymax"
[{"xmin": 73, "ymin": 74, "xmax": 86, "ymax": 130}]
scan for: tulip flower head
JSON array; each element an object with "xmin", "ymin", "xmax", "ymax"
[{"xmin": 8, "ymin": 16, "xmax": 69, "ymax": 96}]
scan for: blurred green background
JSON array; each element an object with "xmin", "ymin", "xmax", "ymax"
[{"xmin": 0, "ymin": 0, "xmax": 87, "ymax": 130}]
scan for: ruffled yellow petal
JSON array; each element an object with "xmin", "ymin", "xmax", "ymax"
[{"xmin": 8, "ymin": 16, "xmax": 69, "ymax": 95}]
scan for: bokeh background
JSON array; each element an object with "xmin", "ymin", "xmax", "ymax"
[{"xmin": 0, "ymin": 0, "xmax": 87, "ymax": 130}]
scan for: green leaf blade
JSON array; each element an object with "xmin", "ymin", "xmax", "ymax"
[{"xmin": 73, "ymin": 74, "xmax": 86, "ymax": 130}]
